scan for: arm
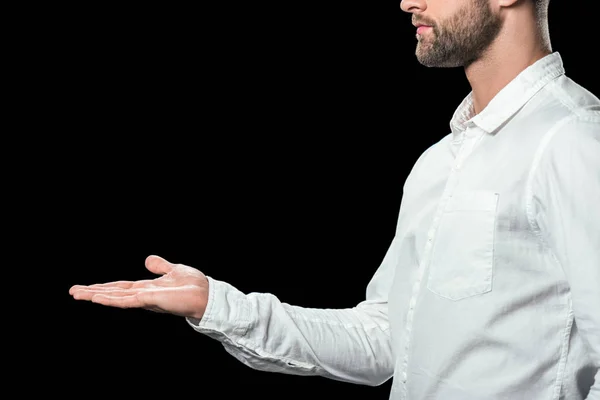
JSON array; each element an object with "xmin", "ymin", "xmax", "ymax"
[
  {"xmin": 529, "ymin": 112, "xmax": 600, "ymax": 399},
  {"xmin": 186, "ymin": 235, "xmax": 401, "ymax": 386}
]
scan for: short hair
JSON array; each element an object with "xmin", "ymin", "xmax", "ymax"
[
  {"xmin": 531, "ymin": 0, "xmax": 551, "ymax": 50},
  {"xmin": 532, "ymin": 0, "xmax": 550, "ymax": 16},
  {"xmin": 527, "ymin": 0, "xmax": 550, "ymax": 24}
]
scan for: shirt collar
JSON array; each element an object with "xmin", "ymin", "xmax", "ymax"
[{"xmin": 449, "ymin": 52, "xmax": 565, "ymax": 139}]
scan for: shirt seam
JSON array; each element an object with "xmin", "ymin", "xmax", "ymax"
[
  {"xmin": 524, "ymin": 112, "xmax": 580, "ymax": 265},
  {"xmin": 552, "ymin": 306, "xmax": 575, "ymax": 400},
  {"xmin": 546, "ymin": 79, "xmax": 599, "ymax": 119},
  {"xmin": 241, "ymin": 340, "xmax": 325, "ymax": 372},
  {"xmin": 524, "ymin": 113, "xmax": 580, "ymax": 400},
  {"xmin": 223, "ymin": 340, "xmax": 325, "ymax": 373}
]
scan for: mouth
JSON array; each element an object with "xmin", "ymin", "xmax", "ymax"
[{"xmin": 415, "ymin": 24, "xmax": 433, "ymax": 35}]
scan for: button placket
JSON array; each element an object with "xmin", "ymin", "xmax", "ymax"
[
  {"xmin": 456, "ymin": 127, "xmax": 485, "ymax": 170},
  {"xmin": 398, "ymin": 149, "xmax": 464, "ymax": 394}
]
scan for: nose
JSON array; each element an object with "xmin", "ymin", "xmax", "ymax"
[{"xmin": 400, "ymin": 0, "xmax": 427, "ymax": 13}]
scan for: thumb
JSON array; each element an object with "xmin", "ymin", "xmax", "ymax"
[{"xmin": 145, "ymin": 255, "xmax": 174, "ymax": 275}]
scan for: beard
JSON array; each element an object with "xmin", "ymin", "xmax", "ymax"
[{"xmin": 415, "ymin": 0, "xmax": 502, "ymax": 68}]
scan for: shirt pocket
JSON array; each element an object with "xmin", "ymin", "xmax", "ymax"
[{"xmin": 426, "ymin": 190, "xmax": 499, "ymax": 301}]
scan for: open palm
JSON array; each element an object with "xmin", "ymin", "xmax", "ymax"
[{"xmin": 69, "ymin": 255, "xmax": 209, "ymax": 320}]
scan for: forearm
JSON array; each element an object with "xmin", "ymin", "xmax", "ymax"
[{"xmin": 187, "ymin": 277, "xmax": 394, "ymax": 386}]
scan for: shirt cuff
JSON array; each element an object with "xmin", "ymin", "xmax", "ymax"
[{"xmin": 185, "ymin": 276, "xmax": 251, "ymax": 341}]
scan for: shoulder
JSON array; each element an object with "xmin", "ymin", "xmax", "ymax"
[
  {"xmin": 522, "ymin": 73, "xmax": 599, "ymax": 137},
  {"xmin": 530, "ymin": 108, "xmax": 600, "ymax": 194},
  {"xmin": 541, "ymin": 109, "xmax": 600, "ymax": 159}
]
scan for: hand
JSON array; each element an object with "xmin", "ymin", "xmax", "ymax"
[{"xmin": 69, "ymin": 255, "xmax": 209, "ymax": 320}]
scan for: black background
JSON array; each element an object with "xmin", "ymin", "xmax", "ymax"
[{"xmin": 50, "ymin": 2, "xmax": 598, "ymax": 399}]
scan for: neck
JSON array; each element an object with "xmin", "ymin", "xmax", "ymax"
[{"xmin": 464, "ymin": 10, "xmax": 551, "ymax": 115}]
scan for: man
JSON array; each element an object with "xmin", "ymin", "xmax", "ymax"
[{"xmin": 70, "ymin": 0, "xmax": 600, "ymax": 398}]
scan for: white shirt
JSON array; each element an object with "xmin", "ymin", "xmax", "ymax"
[{"xmin": 187, "ymin": 52, "xmax": 600, "ymax": 400}]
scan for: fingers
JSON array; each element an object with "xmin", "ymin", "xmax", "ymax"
[
  {"xmin": 69, "ymin": 255, "xmax": 174, "ymax": 298},
  {"xmin": 69, "ymin": 281, "xmax": 134, "ymax": 295},
  {"xmin": 145, "ymin": 255, "xmax": 174, "ymax": 276},
  {"xmin": 90, "ymin": 293, "xmax": 145, "ymax": 308},
  {"xmin": 74, "ymin": 289, "xmax": 157, "ymax": 309},
  {"xmin": 69, "ymin": 280, "xmax": 152, "ymax": 295},
  {"xmin": 72, "ymin": 287, "xmax": 142, "ymax": 300}
]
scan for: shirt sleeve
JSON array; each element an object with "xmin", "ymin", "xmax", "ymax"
[
  {"xmin": 185, "ymin": 235, "xmax": 402, "ymax": 386},
  {"xmin": 529, "ymin": 112, "xmax": 600, "ymax": 399}
]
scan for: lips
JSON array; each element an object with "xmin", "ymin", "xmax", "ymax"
[{"xmin": 416, "ymin": 25, "xmax": 432, "ymax": 35}]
